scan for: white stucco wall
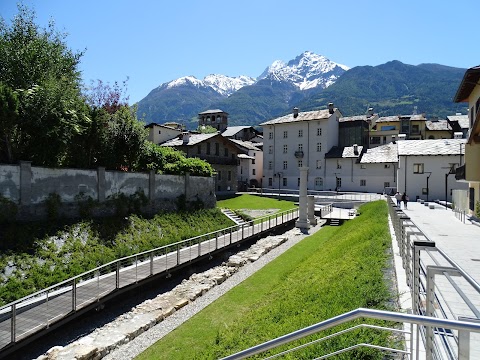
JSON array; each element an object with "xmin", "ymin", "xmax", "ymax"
[
  {"xmin": 0, "ymin": 164, "xmax": 20, "ymax": 202},
  {"xmin": 105, "ymin": 171, "xmax": 149, "ymax": 199}
]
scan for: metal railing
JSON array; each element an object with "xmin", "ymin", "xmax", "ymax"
[
  {"xmin": 387, "ymin": 196, "xmax": 480, "ymax": 359},
  {"xmin": 256, "ymin": 188, "xmax": 382, "ymax": 202},
  {"xmin": 0, "ymin": 208, "xmax": 299, "ymax": 354},
  {"xmin": 221, "ymin": 308, "xmax": 480, "ymax": 360}
]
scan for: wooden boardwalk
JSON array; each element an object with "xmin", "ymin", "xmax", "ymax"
[{"xmin": 0, "ymin": 209, "xmax": 300, "ymax": 356}]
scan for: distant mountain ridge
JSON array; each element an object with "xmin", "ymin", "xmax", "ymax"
[{"xmin": 136, "ymin": 52, "xmax": 467, "ymax": 128}]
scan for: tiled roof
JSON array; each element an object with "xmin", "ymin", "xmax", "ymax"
[
  {"xmin": 360, "ymin": 143, "xmax": 398, "ymax": 163},
  {"xmin": 198, "ymin": 109, "xmax": 227, "ymax": 115},
  {"xmin": 397, "ymin": 139, "xmax": 466, "ymax": 156},
  {"xmin": 260, "ymin": 109, "xmax": 336, "ymax": 126},
  {"xmin": 453, "ymin": 65, "xmax": 480, "ymax": 102},
  {"xmin": 376, "ymin": 114, "xmax": 426, "ymax": 123},
  {"xmin": 160, "ymin": 133, "xmax": 218, "ymax": 147},
  {"xmin": 426, "ymin": 120, "xmax": 451, "ymax": 131},
  {"xmin": 229, "ymin": 139, "xmax": 262, "ymax": 151},
  {"xmin": 339, "ymin": 115, "xmax": 370, "ymax": 122},
  {"xmin": 325, "ymin": 145, "xmax": 363, "ymax": 159},
  {"xmin": 144, "ymin": 123, "xmax": 182, "ymax": 131},
  {"xmin": 222, "ymin": 126, "xmax": 253, "ymax": 137},
  {"xmin": 447, "ymin": 115, "xmax": 469, "ymax": 129},
  {"xmin": 376, "ymin": 115, "xmax": 400, "ymax": 123},
  {"xmin": 237, "ymin": 154, "xmax": 255, "ymax": 160}
]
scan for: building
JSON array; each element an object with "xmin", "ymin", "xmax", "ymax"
[
  {"xmin": 425, "ymin": 119, "xmax": 452, "ymax": 139},
  {"xmin": 447, "ymin": 114, "xmax": 469, "ymax": 138},
  {"xmin": 324, "ymin": 145, "xmax": 363, "ymax": 191},
  {"xmin": 453, "ymin": 65, "xmax": 480, "ymax": 215},
  {"xmin": 145, "ymin": 123, "xmax": 183, "ymax": 145},
  {"xmin": 198, "ymin": 109, "xmax": 229, "ymax": 132},
  {"xmin": 338, "ymin": 109, "xmax": 378, "ymax": 147},
  {"xmin": 260, "ymin": 104, "xmax": 342, "ymax": 191},
  {"xmin": 358, "ymin": 142, "xmax": 398, "ymax": 193},
  {"xmin": 370, "ymin": 113, "xmax": 427, "ymax": 146},
  {"xmin": 396, "ymin": 139, "xmax": 467, "ymax": 202},
  {"xmin": 222, "ymin": 126, "xmax": 261, "ymax": 141},
  {"xmin": 161, "ymin": 132, "xmax": 243, "ymax": 193},
  {"xmin": 229, "ymin": 139, "xmax": 263, "ymax": 189}
]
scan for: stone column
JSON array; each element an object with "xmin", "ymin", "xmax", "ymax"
[
  {"xmin": 97, "ymin": 167, "xmax": 106, "ymax": 203},
  {"xmin": 308, "ymin": 195, "xmax": 317, "ymax": 225},
  {"xmin": 19, "ymin": 161, "xmax": 32, "ymax": 206},
  {"xmin": 296, "ymin": 167, "xmax": 310, "ymax": 230}
]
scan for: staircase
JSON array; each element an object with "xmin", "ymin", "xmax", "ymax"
[
  {"xmin": 221, "ymin": 209, "xmax": 247, "ymax": 226},
  {"xmin": 329, "ymin": 218, "xmax": 341, "ymax": 226}
]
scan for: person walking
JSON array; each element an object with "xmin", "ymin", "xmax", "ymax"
[
  {"xmin": 402, "ymin": 192, "xmax": 409, "ymax": 209},
  {"xmin": 395, "ymin": 191, "xmax": 402, "ymax": 208}
]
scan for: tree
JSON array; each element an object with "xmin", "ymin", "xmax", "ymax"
[
  {"xmin": 0, "ymin": 4, "xmax": 89, "ymax": 166},
  {"xmin": 0, "ymin": 82, "xmax": 19, "ymax": 162}
]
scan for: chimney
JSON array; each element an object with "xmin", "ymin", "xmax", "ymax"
[
  {"xmin": 453, "ymin": 132, "xmax": 463, "ymax": 139},
  {"xmin": 182, "ymin": 131, "xmax": 190, "ymax": 144},
  {"xmin": 397, "ymin": 134, "xmax": 407, "ymax": 141},
  {"xmin": 392, "ymin": 134, "xmax": 396, "ymax": 144},
  {"xmin": 293, "ymin": 107, "xmax": 299, "ymax": 118},
  {"xmin": 367, "ymin": 107, "xmax": 374, "ymax": 117},
  {"xmin": 328, "ymin": 102, "xmax": 334, "ymax": 114},
  {"xmin": 353, "ymin": 144, "xmax": 358, "ymax": 155}
]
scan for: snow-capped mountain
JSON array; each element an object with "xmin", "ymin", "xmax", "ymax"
[
  {"xmin": 258, "ymin": 51, "xmax": 349, "ymax": 90},
  {"xmin": 204, "ymin": 74, "xmax": 256, "ymax": 96},
  {"xmin": 163, "ymin": 74, "xmax": 255, "ymax": 97}
]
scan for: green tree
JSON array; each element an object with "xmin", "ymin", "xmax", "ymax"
[
  {"xmin": 0, "ymin": 82, "xmax": 19, "ymax": 162},
  {"xmin": 0, "ymin": 4, "xmax": 89, "ymax": 165}
]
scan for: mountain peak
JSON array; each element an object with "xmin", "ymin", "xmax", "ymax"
[
  {"xmin": 258, "ymin": 51, "xmax": 349, "ymax": 90},
  {"xmin": 203, "ymin": 74, "xmax": 255, "ymax": 96}
]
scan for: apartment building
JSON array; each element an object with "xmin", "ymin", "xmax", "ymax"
[{"xmin": 260, "ymin": 104, "xmax": 341, "ymax": 191}]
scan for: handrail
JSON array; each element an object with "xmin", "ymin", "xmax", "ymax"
[{"xmin": 220, "ymin": 308, "xmax": 480, "ymax": 360}]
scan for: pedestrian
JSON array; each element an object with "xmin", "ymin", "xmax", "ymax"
[
  {"xmin": 402, "ymin": 192, "xmax": 409, "ymax": 209},
  {"xmin": 394, "ymin": 191, "xmax": 402, "ymax": 208}
]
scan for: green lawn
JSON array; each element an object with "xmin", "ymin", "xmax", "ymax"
[
  {"xmin": 136, "ymin": 201, "xmax": 398, "ymax": 359},
  {"xmin": 217, "ymin": 194, "xmax": 297, "ymax": 212}
]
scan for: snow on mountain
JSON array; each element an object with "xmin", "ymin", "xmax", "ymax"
[
  {"xmin": 258, "ymin": 51, "xmax": 349, "ymax": 90},
  {"xmin": 203, "ymin": 74, "xmax": 255, "ymax": 96},
  {"xmin": 165, "ymin": 76, "xmax": 207, "ymax": 90}
]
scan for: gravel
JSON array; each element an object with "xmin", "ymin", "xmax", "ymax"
[{"xmin": 103, "ymin": 220, "xmax": 326, "ymax": 360}]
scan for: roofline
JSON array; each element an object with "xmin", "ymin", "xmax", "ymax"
[{"xmin": 453, "ymin": 65, "xmax": 480, "ymax": 103}]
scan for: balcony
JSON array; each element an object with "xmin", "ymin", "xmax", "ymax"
[{"xmin": 294, "ymin": 151, "xmax": 304, "ymax": 159}]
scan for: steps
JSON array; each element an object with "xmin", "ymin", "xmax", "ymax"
[
  {"xmin": 221, "ymin": 209, "xmax": 247, "ymax": 226},
  {"xmin": 329, "ymin": 219, "xmax": 341, "ymax": 226}
]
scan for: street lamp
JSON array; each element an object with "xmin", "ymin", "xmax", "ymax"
[
  {"xmin": 425, "ymin": 172, "xmax": 432, "ymax": 202},
  {"xmin": 274, "ymin": 172, "xmax": 283, "ymax": 199}
]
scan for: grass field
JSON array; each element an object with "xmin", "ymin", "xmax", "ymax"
[
  {"xmin": 217, "ymin": 194, "xmax": 297, "ymax": 212},
  {"xmin": 137, "ymin": 200, "xmax": 398, "ymax": 360}
]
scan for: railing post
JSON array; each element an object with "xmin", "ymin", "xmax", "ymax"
[
  {"xmin": 425, "ymin": 266, "xmax": 435, "ymax": 360},
  {"xmin": 135, "ymin": 255, "xmax": 138, "ymax": 283},
  {"xmin": 458, "ymin": 329, "xmax": 470, "ymax": 360},
  {"xmin": 150, "ymin": 252, "xmax": 154, "ymax": 276},
  {"xmin": 177, "ymin": 243, "xmax": 181, "ymax": 265},
  {"xmin": 116, "ymin": 261, "xmax": 120, "ymax": 289},
  {"xmin": 242, "ymin": 224, "xmax": 244, "ymax": 240},
  {"xmin": 72, "ymin": 278, "xmax": 77, "ymax": 311},
  {"xmin": 215, "ymin": 232, "xmax": 219, "ymax": 250},
  {"xmin": 46, "ymin": 290, "xmax": 50, "ymax": 328},
  {"xmin": 11, "ymin": 303, "xmax": 16, "ymax": 344},
  {"xmin": 230, "ymin": 227, "xmax": 232, "ymax": 245}
]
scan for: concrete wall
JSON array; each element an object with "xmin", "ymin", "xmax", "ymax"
[{"xmin": 0, "ymin": 162, "xmax": 216, "ymax": 219}]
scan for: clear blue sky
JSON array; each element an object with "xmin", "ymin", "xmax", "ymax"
[{"xmin": 1, "ymin": 0, "xmax": 478, "ymax": 104}]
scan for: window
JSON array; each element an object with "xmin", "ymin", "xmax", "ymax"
[
  {"xmin": 283, "ymin": 131, "xmax": 288, "ymax": 138},
  {"xmin": 197, "ymin": 145, "xmax": 201, "ymax": 154},
  {"xmin": 298, "ymin": 143, "xmax": 303, "ymax": 151},
  {"xmin": 449, "ymin": 163, "xmax": 458, "ymax": 173},
  {"xmin": 268, "ymin": 161, "xmax": 273, "ymax": 170},
  {"xmin": 317, "ymin": 128, "xmax": 322, "ymax": 136},
  {"xmin": 252, "ymin": 159, "xmax": 255, "ymax": 165},
  {"xmin": 384, "ymin": 164, "xmax": 391, "ymax": 168},
  {"xmin": 316, "ymin": 160, "xmax": 322, "ymax": 169},
  {"xmin": 336, "ymin": 177, "xmax": 342, "ymax": 189},
  {"xmin": 268, "ymin": 145, "xmax": 273, "ymax": 154},
  {"xmin": 268, "ymin": 178, "xmax": 273, "ymax": 186},
  {"xmin": 298, "ymin": 129, "xmax": 303, "ymax": 137},
  {"xmin": 337, "ymin": 160, "xmax": 342, "ymax": 169},
  {"xmin": 315, "ymin": 177, "xmax": 323, "ymax": 187},
  {"xmin": 411, "ymin": 124, "xmax": 420, "ymax": 134},
  {"xmin": 298, "ymin": 160, "xmax": 303, "ymax": 167},
  {"xmin": 360, "ymin": 164, "xmax": 366, "ymax": 169},
  {"xmin": 228, "ymin": 171, "xmax": 231, "ymax": 181},
  {"xmin": 317, "ymin": 142, "xmax": 322, "ymax": 152},
  {"xmin": 215, "ymin": 142, "xmax": 219, "ymax": 156},
  {"xmin": 360, "ymin": 179, "xmax": 366, "ymax": 186},
  {"xmin": 384, "ymin": 182, "xmax": 390, "ymax": 188},
  {"xmin": 158, "ymin": 130, "xmax": 162, "ymax": 134},
  {"xmin": 283, "ymin": 161, "xmax": 288, "ymax": 170},
  {"xmin": 252, "ymin": 169, "xmax": 256, "ymax": 175},
  {"xmin": 240, "ymin": 167, "xmax": 243, "ymax": 174},
  {"xmin": 283, "ymin": 178, "xmax": 287, "ymax": 186},
  {"xmin": 206, "ymin": 143, "xmax": 211, "ymax": 155},
  {"xmin": 224, "ymin": 148, "xmax": 229, "ymax": 157},
  {"xmin": 413, "ymin": 163, "xmax": 424, "ymax": 174},
  {"xmin": 370, "ymin": 137, "xmax": 381, "ymax": 144},
  {"xmin": 297, "ymin": 177, "xmax": 301, "ymax": 186},
  {"xmin": 269, "ymin": 132, "xmax": 273, "ymax": 140},
  {"xmin": 283, "ymin": 144, "xmax": 288, "ymax": 153},
  {"xmin": 380, "ymin": 125, "xmax": 396, "ymax": 131},
  {"xmin": 217, "ymin": 171, "xmax": 222, "ymax": 180}
]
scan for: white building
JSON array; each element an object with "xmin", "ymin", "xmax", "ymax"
[
  {"xmin": 260, "ymin": 105, "xmax": 341, "ymax": 191},
  {"xmin": 145, "ymin": 123, "xmax": 182, "ymax": 145},
  {"xmin": 230, "ymin": 139, "xmax": 263, "ymax": 188},
  {"xmin": 324, "ymin": 145, "xmax": 363, "ymax": 191},
  {"xmin": 358, "ymin": 142, "xmax": 398, "ymax": 193},
  {"xmin": 396, "ymin": 139, "xmax": 467, "ymax": 202}
]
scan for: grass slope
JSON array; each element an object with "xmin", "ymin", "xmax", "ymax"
[
  {"xmin": 217, "ymin": 194, "xmax": 297, "ymax": 212},
  {"xmin": 137, "ymin": 201, "xmax": 398, "ymax": 360}
]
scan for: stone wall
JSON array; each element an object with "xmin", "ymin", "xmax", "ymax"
[{"xmin": 0, "ymin": 162, "xmax": 216, "ymax": 221}]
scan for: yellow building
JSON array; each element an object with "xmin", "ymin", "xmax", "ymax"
[
  {"xmin": 370, "ymin": 113, "xmax": 427, "ymax": 146},
  {"xmin": 454, "ymin": 65, "xmax": 480, "ymax": 216}
]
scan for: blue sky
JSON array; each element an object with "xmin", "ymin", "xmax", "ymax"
[{"xmin": 1, "ymin": 0, "xmax": 478, "ymax": 104}]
